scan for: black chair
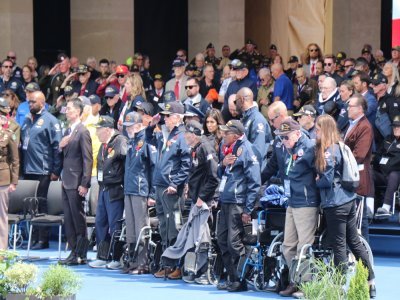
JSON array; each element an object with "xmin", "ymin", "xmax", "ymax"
[
  {"xmin": 26, "ymin": 181, "xmax": 64, "ymax": 260},
  {"xmin": 8, "ymin": 180, "xmax": 39, "ymax": 250}
]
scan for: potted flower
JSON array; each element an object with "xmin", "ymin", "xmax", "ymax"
[
  {"xmin": 28, "ymin": 265, "xmax": 81, "ymax": 300},
  {"xmin": 4, "ymin": 262, "xmax": 38, "ymax": 300}
]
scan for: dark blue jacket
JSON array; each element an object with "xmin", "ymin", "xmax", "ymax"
[
  {"xmin": 147, "ymin": 124, "xmax": 191, "ymax": 193},
  {"xmin": 72, "ymin": 80, "xmax": 99, "ymax": 97},
  {"xmin": 0, "ymin": 76, "xmax": 26, "ymax": 102},
  {"xmin": 242, "ymin": 106, "xmax": 272, "ymax": 167},
  {"xmin": 316, "ymin": 144, "xmax": 356, "ymax": 208},
  {"xmin": 262, "ymin": 134, "xmax": 319, "ymax": 208},
  {"xmin": 363, "ymin": 91, "xmax": 378, "ymax": 127},
  {"xmin": 21, "ymin": 110, "xmax": 62, "ymax": 176},
  {"xmin": 218, "ymin": 136, "xmax": 261, "ymax": 214},
  {"xmin": 124, "ymin": 129, "xmax": 156, "ymax": 198}
]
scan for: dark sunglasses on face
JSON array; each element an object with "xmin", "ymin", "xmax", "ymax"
[
  {"xmin": 2, "ymin": 65, "xmax": 12, "ymax": 68},
  {"xmin": 7, "ymin": 56, "xmax": 16, "ymax": 60},
  {"xmin": 105, "ymin": 96, "xmax": 114, "ymax": 100},
  {"xmin": 324, "ymin": 63, "xmax": 333, "ymax": 67},
  {"xmin": 309, "ymin": 49, "xmax": 318, "ymax": 52},
  {"xmin": 185, "ymin": 85, "xmax": 197, "ymax": 90},
  {"xmin": 116, "ymin": 74, "xmax": 125, "ymax": 78},
  {"xmin": 280, "ymin": 135, "xmax": 291, "ymax": 141}
]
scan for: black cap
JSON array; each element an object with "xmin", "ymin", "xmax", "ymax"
[
  {"xmin": 336, "ymin": 51, "xmax": 347, "ymax": 62},
  {"xmin": 185, "ymin": 120, "xmax": 203, "ymax": 136},
  {"xmin": 131, "ymin": 65, "xmax": 140, "ymax": 72},
  {"xmin": 185, "ymin": 64, "xmax": 196, "ymax": 72},
  {"xmin": 206, "ymin": 43, "xmax": 215, "ymax": 49},
  {"xmin": 288, "ymin": 56, "xmax": 299, "ymax": 63},
  {"xmin": 89, "ymin": 94, "xmax": 101, "ymax": 105},
  {"xmin": 160, "ymin": 102, "xmax": 184, "ymax": 115},
  {"xmin": 135, "ymin": 102, "xmax": 154, "ymax": 116},
  {"xmin": 361, "ymin": 46, "xmax": 371, "ymax": 54},
  {"xmin": 95, "ymin": 116, "xmax": 114, "ymax": 128},
  {"xmin": 77, "ymin": 64, "xmax": 89, "ymax": 74},
  {"xmin": 123, "ymin": 111, "xmax": 142, "ymax": 126},
  {"xmin": 274, "ymin": 119, "xmax": 300, "ymax": 135},
  {"xmin": 270, "ymin": 44, "xmax": 277, "ymax": 50},
  {"xmin": 231, "ymin": 60, "xmax": 247, "ymax": 70},
  {"xmin": 293, "ymin": 105, "xmax": 316, "ymax": 117},
  {"xmin": 25, "ymin": 82, "xmax": 40, "ymax": 92},
  {"xmin": 154, "ymin": 74, "xmax": 163, "ymax": 81},
  {"xmin": 219, "ymin": 120, "xmax": 245, "ymax": 135},
  {"xmin": 246, "ymin": 39, "xmax": 255, "ymax": 45},
  {"xmin": 64, "ymin": 85, "xmax": 74, "ymax": 96},
  {"xmin": 370, "ymin": 73, "xmax": 388, "ymax": 85},
  {"xmin": 392, "ymin": 115, "xmax": 400, "ymax": 127},
  {"xmin": 172, "ymin": 59, "xmax": 185, "ymax": 68},
  {"xmin": 105, "ymin": 85, "xmax": 119, "ymax": 98},
  {"xmin": 57, "ymin": 53, "xmax": 68, "ymax": 62}
]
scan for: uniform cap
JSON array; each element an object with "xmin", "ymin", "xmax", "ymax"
[
  {"xmin": 25, "ymin": 82, "xmax": 40, "ymax": 92},
  {"xmin": 95, "ymin": 116, "xmax": 115, "ymax": 128},
  {"xmin": 274, "ymin": 119, "xmax": 300, "ymax": 135},
  {"xmin": 270, "ymin": 44, "xmax": 277, "ymax": 50},
  {"xmin": 219, "ymin": 120, "xmax": 245, "ymax": 135},
  {"xmin": 77, "ymin": 64, "xmax": 89, "ymax": 74},
  {"xmin": 246, "ymin": 39, "xmax": 255, "ymax": 45},
  {"xmin": 184, "ymin": 104, "xmax": 205, "ymax": 120},
  {"xmin": 185, "ymin": 120, "xmax": 203, "ymax": 136},
  {"xmin": 64, "ymin": 85, "xmax": 74, "ymax": 96}
]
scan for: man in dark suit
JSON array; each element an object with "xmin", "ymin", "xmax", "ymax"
[{"xmin": 59, "ymin": 98, "xmax": 93, "ymax": 265}]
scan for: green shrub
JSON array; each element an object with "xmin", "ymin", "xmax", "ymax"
[
  {"xmin": 347, "ymin": 260, "xmax": 369, "ymax": 300},
  {"xmin": 300, "ymin": 259, "xmax": 346, "ymax": 300},
  {"xmin": 4, "ymin": 262, "xmax": 38, "ymax": 294}
]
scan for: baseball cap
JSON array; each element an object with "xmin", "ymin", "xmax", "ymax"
[
  {"xmin": 274, "ymin": 119, "xmax": 300, "ymax": 135},
  {"xmin": 115, "ymin": 65, "xmax": 129, "ymax": 75},
  {"xmin": 288, "ymin": 56, "xmax": 299, "ymax": 64},
  {"xmin": 361, "ymin": 46, "xmax": 372, "ymax": 54},
  {"xmin": 231, "ymin": 60, "xmax": 247, "ymax": 70},
  {"xmin": 78, "ymin": 96, "xmax": 91, "ymax": 106},
  {"xmin": 154, "ymin": 74, "xmax": 163, "ymax": 82},
  {"xmin": 77, "ymin": 64, "xmax": 89, "ymax": 74},
  {"xmin": 25, "ymin": 82, "xmax": 40, "ymax": 92},
  {"xmin": 105, "ymin": 85, "xmax": 119, "ymax": 98},
  {"xmin": 392, "ymin": 46, "xmax": 400, "ymax": 52},
  {"xmin": 135, "ymin": 102, "xmax": 154, "ymax": 116},
  {"xmin": 89, "ymin": 94, "xmax": 101, "ymax": 105},
  {"xmin": 123, "ymin": 111, "xmax": 142, "ymax": 126},
  {"xmin": 293, "ymin": 105, "xmax": 316, "ymax": 117},
  {"xmin": 185, "ymin": 120, "xmax": 203, "ymax": 136},
  {"xmin": 370, "ymin": 73, "xmax": 388, "ymax": 85},
  {"xmin": 392, "ymin": 115, "xmax": 400, "ymax": 127},
  {"xmin": 95, "ymin": 116, "xmax": 115, "ymax": 128},
  {"xmin": 219, "ymin": 120, "xmax": 245, "ymax": 135},
  {"xmin": 160, "ymin": 102, "xmax": 184, "ymax": 115},
  {"xmin": 64, "ymin": 85, "xmax": 74, "ymax": 96},
  {"xmin": 172, "ymin": 59, "xmax": 185, "ymax": 68}
]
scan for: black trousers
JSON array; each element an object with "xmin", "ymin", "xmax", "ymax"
[
  {"xmin": 374, "ymin": 170, "xmax": 400, "ymax": 207},
  {"xmin": 217, "ymin": 203, "xmax": 245, "ymax": 281},
  {"xmin": 24, "ymin": 174, "xmax": 51, "ymax": 243},
  {"xmin": 62, "ymin": 187, "xmax": 87, "ymax": 250},
  {"xmin": 324, "ymin": 200, "xmax": 375, "ymax": 281}
]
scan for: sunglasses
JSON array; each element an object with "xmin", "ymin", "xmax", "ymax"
[
  {"xmin": 116, "ymin": 74, "xmax": 125, "ymax": 78},
  {"xmin": 280, "ymin": 135, "xmax": 291, "ymax": 141},
  {"xmin": 105, "ymin": 96, "xmax": 115, "ymax": 100},
  {"xmin": 185, "ymin": 85, "xmax": 197, "ymax": 90},
  {"xmin": 309, "ymin": 49, "xmax": 318, "ymax": 52},
  {"xmin": 324, "ymin": 63, "xmax": 333, "ymax": 67},
  {"xmin": 7, "ymin": 56, "xmax": 16, "ymax": 60},
  {"xmin": 2, "ymin": 65, "xmax": 12, "ymax": 68},
  {"xmin": 344, "ymin": 64, "xmax": 354, "ymax": 68}
]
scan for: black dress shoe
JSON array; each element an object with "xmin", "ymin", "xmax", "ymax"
[
  {"xmin": 227, "ymin": 280, "xmax": 248, "ymax": 292},
  {"xmin": 369, "ymin": 284, "xmax": 376, "ymax": 299},
  {"xmin": 217, "ymin": 281, "xmax": 232, "ymax": 290},
  {"xmin": 59, "ymin": 252, "xmax": 76, "ymax": 265},
  {"xmin": 31, "ymin": 242, "xmax": 49, "ymax": 250}
]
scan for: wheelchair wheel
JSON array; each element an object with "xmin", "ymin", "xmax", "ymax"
[
  {"xmin": 207, "ymin": 253, "xmax": 223, "ymax": 285},
  {"xmin": 359, "ymin": 234, "xmax": 374, "ymax": 268},
  {"xmin": 8, "ymin": 229, "xmax": 23, "ymax": 249},
  {"xmin": 149, "ymin": 242, "xmax": 163, "ymax": 274},
  {"xmin": 253, "ymin": 272, "xmax": 265, "ymax": 291}
]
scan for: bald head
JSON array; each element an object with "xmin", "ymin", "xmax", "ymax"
[
  {"xmin": 271, "ymin": 63, "xmax": 284, "ymax": 80},
  {"xmin": 267, "ymin": 101, "xmax": 288, "ymax": 129},
  {"xmin": 29, "ymin": 91, "xmax": 46, "ymax": 114},
  {"xmin": 32, "ymin": 91, "xmax": 45, "ymax": 104},
  {"xmin": 237, "ymin": 87, "xmax": 253, "ymax": 103}
]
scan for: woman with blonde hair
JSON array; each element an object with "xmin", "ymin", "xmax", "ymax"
[
  {"xmin": 118, "ymin": 73, "xmax": 146, "ymax": 136},
  {"xmin": 314, "ymin": 114, "xmax": 376, "ymax": 298},
  {"xmin": 382, "ymin": 61, "xmax": 400, "ymax": 97}
]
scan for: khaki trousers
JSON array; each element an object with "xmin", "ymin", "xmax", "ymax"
[{"xmin": 0, "ymin": 186, "xmax": 9, "ymax": 250}]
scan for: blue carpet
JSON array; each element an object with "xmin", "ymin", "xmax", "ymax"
[{"xmin": 12, "ymin": 242, "xmax": 399, "ymax": 300}]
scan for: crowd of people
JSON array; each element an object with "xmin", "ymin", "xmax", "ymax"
[{"xmin": 1, "ymin": 41, "xmax": 400, "ymax": 298}]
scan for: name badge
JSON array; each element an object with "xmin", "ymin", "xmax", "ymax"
[
  {"xmin": 284, "ymin": 179, "xmax": 291, "ymax": 197},
  {"xmin": 358, "ymin": 164, "xmax": 364, "ymax": 171},
  {"xmin": 219, "ymin": 175, "xmax": 227, "ymax": 192},
  {"xmin": 22, "ymin": 136, "xmax": 30, "ymax": 150},
  {"xmin": 379, "ymin": 157, "xmax": 389, "ymax": 165},
  {"xmin": 153, "ymin": 96, "xmax": 159, "ymax": 102},
  {"xmin": 98, "ymin": 170, "xmax": 104, "ymax": 182}
]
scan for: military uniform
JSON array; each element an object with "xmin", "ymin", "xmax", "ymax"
[
  {"xmin": 49, "ymin": 72, "xmax": 70, "ymax": 105},
  {"xmin": 257, "ymin": 81, "xmax": 274, "ymax": 119},
  {"xmin": 0, "ymin": 120, "xmax": 19, "ymax": 249}
]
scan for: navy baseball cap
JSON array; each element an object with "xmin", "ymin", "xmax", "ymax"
[
  {"xmin": 219, "ymin": 120, "xmax": 245, "ymax": 135},
  {"xmin": 185, "ymin": 120, "xmax": 203, "ymax": 136},
  {"xmin": 160, "ymin": 102, "xmax": 184, "ymax": 115},
  {"xmin": 89, "ymin": 94, "xmax": 101, "ymax": 105},
  {"xmin": 105, "ymin": 85, "xmax": 119, "ymax": 98},
  {"xmin": 172, "ymin": 59, "xmax": 185, "ymax": 68},
  {"xmin": 95, "ymin": 116, "xmax": 114, "ymax": 128},
  {"xmin": 123, "ymin": 111, "xmax": 143, "ymax": 126}
]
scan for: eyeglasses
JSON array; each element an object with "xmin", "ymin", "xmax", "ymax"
[
  {"xmin": 105, "ymin": 96, "xmax": 115, "ymax": 100},
  {"xmin": 2, "ymin": 65, "xmax": 12, "ymax": 68},
  {"xmin": 344, "ymin": 64, "xmax": 354, "ymax": 68},
  {"xmin": 324, "ymin": 63, "xmax": 333, "ymax": 67},
  {"xmin": 7, "ymin": 56, "xmax": 16, "ymax": 60},
  {"xmin": 309, "ymin": 49, "xmax": 318, "ymax": 52},
  {"xmin": 185, "ymin": 85, "xmax": 197, "ymax": 90},
  {"xmin": 116, "ymin": 74, "xmax": 125, "ymax": 78},
  {"xmin": 280, "ymin": 135, "xmax": 291, "ymax": 141}
]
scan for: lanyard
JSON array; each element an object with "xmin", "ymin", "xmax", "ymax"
[{"xmin": 285, "ymin": 154, "xmax": 293, "ymax": 176}]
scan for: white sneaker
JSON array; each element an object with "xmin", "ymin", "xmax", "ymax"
[
  {"xmin": 194, "ymin": 273, "xmax": 210, "ymax": 285},
  {"xmin": 106, "ymin": 260, "xmax": 122, "ymax": 270},
  {"xmin": 89, "ymin": 259, "xmax": 108, "ymax": 268}
]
